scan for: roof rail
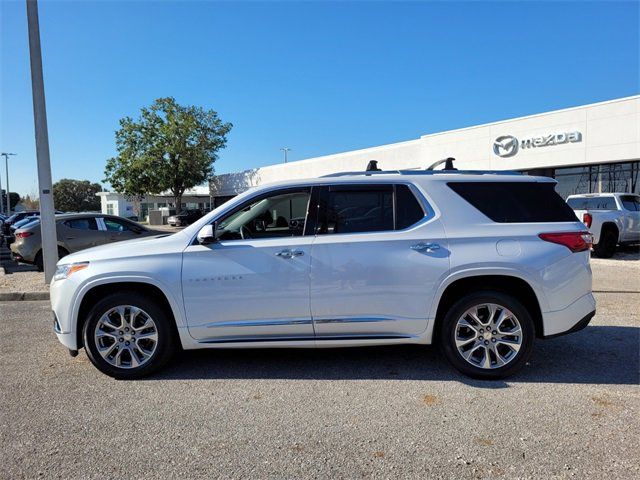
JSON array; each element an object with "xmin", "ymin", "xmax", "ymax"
[{"xmin": 321, "ymin": 169, "xmax": 522, "ymax": 178}]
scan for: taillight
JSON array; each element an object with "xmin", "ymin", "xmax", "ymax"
[
  {"xmin": 15, "ymin": 232, "xmax": 33, "ymax": 239},
  {"xmin": 539, "ymin": 231, "xmax": 593, "ymax": 252},
  {"xmin": 583, "ymin": 213, "xmax": 592, "ymax": 228}
]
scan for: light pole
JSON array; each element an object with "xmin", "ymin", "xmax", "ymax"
[
  {"xmin": 1, "ymin": 153, "xmax": 16, "ymax": 214},
  {"xmin": 0, "ymin": 158, "xmax": 3, "ymax": 215},
  {"xmin": 280, "ymin": 147, "xmax": 291, "ymax": 164},
  {"xmin": 26, "ymin": 0, "xmax": 58, "ymax": 283}
]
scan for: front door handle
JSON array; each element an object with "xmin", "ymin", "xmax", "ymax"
[
  {"xmin": 411, "ymin": 242, "xmax": 440, "ymax": 253},
  {"xmin": 276, "ymin": 249, "xmax": 304, "ymax": 259}
]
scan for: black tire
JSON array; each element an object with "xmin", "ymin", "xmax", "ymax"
[
  {"xmin": 34, "ymin": 251, "xmax": 43, "ymax": 272},
  {"xmin": 593, "ymin": 229, "xmax": 617, "ymax": 258},
  {"xmin": 83, "ymin": 292, "xmax": 176, "ymax": 379},
  {"xmin": 34, "ymin": 247, "xmax": 68, "ymax": 272},
  {"xmin": 438, "ymin": 291, "xmax": 535, "ymax": 380}
]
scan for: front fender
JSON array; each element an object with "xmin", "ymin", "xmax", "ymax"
[{"xmin": 51, "ymin": 272, "xmax": 187, "ymax": 351}]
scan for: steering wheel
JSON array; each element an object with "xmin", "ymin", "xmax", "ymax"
[{"xmin": 240, "ymin": 225, "xmax": 252, "ymax": 240}]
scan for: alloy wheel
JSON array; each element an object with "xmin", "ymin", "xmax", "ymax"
[
  {"xmin": 454, "ymin": 303, "xmax": 523, "ymax": 370},
  {"xmin": 94, "ymin": 305, "xmax": 159, "ymax": 369}
]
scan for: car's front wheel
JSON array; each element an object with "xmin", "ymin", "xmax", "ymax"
[
  {"xmin": 439, "ymin": 291, "xmax": 535, "ymax": 379},
  {"xmin": 83, "ymin": 292, "xmax": 176, "ymax": 379}
]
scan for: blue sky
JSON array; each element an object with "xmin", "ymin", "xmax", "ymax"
[{"xmin": 1, "ymin": 0, "xmax": 638, "ymax": 196}]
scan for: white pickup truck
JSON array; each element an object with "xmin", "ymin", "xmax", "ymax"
[{"xmin": 566, "ymin": 193, "xmax": 640, "ymax": 257}]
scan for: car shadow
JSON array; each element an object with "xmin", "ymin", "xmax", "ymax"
[{"xmin": 150, "ymin": 325, "xmax": 639, "ymax": 387}]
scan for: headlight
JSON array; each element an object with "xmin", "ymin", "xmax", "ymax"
[{"xmin": 53, "ymin": 262, "xmax": 89, "ymax": 281}]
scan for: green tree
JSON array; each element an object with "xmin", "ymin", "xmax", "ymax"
[
  {"xmin": 53, "ymin": 179, "xmax": 102, "ymax": 212},
  {"xmin": 9, "ymin": 192, "xmax": 20, "ymax": 210},
  {"xmin": 21, "ymin": 194, "xmax": 39, "ymax": 210},
  {"xmin": 104, "ymin": 97, "xmax": 232, "ymax": 209},
  {"xmin": 1, "ymin": 191, "xmax": 20, "ymax": 211}
]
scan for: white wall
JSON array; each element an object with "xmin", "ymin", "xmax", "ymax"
[{"xmin": 211, "ymin": 95, "xmax": 640, "ymax": 196}]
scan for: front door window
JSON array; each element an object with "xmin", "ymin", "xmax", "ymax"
[{"xmin": 216, "ymin": 190, "xmax": 311, "ymax": 240}]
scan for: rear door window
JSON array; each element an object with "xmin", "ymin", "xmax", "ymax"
[
  {"xmin": 396, "ymin": 184, "xmax": 425, "ymax": 229},
  {"xmin": 65, "ymin": 218, "xmax": 98, "ymax": 230},
  {"xmin": 448, "ymin": 181, "xmax": 578, "ymax": 223},
  {"xmin": 315, "ymin": 183, "xmax": 426, "ymax": 234}
]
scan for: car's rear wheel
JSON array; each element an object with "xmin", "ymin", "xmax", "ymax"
[
  {"xmin": 35, "ymin": 247, "xmax": 69, "ymax": 272},
  {"xmin": 83, "ymin": 292, "xmax": 176, "ymax": 379},
  {"xmin": 439, "ymin": 291, "xmax": 534, "ymax": 379},
  {"xmin": 593, "ymin": 229, "xmax": 617, "ymax": 258}
]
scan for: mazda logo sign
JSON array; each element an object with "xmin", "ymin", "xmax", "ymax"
[{"xmin": 493, "ymin": 135, "xmax": 519, "ymax": 158}]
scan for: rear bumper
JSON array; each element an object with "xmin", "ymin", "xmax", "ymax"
[
  {"xmin": 543, "ymin": 310, "xmax": 596, "ymax": 339},
  {"xmin": 542, "ymin": 292, "xmax": 596, "ymax": 338}
]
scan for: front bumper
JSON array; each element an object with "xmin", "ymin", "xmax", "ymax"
[
  {"xmin": 53, "ymin": 310, "xmax": 77, "ymax": 349},
  {"xmin": 50, "ymin": 274, "xmax": 85, "ymax": 351}
]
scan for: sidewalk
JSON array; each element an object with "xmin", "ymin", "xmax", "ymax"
[{"xmin": 0, "ymin": 243, "xmax": 49, "ymax": 301}]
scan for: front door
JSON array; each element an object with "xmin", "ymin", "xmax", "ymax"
[
  {"xmin": 182, "ymin": 187, "xmax": 317, "ymax": 342},
  {"xmin": 310, "ymin": 183, "xmax": 449, "ymax": 339}
]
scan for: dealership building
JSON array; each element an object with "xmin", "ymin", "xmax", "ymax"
[
  {"xmin": 99, "ymin": 95, "xmax": 639, "ymax": 218},
  {"xmin": 210, "ymin": 95, "xmax": 639, "ymax": 205}
]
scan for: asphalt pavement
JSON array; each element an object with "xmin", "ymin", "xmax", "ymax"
[{"xmin": 1, "ymin": 287, "xmax": 638, "ymax": 479}]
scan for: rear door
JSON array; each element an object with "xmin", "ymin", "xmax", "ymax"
[
  {"xmin": 60, "ymin": 217, "xmax": 103, "ymax": 252},
  {"xmin": 309, "ymin": 183, "xmax": 449, "ymax": 340}
]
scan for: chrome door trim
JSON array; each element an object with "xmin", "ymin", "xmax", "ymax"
[
  {"xmin": 205, "ymin": 318, "xmax": 313, "ymax": 329},
  {"xmin": 313, "ymin": 317, "xmax": 397, "ymax": 324}
]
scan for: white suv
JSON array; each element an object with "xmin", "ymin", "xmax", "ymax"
[{"xmin": 50, "ymin": 170, "xmax": 596, "ymax": 380}]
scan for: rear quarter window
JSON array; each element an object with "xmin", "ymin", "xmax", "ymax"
[{"xmin": 448, "ymin": 181, "xmax": 578, "ymax": 223}]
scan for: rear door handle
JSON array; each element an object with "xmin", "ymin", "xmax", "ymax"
[
  {"xmin": 411, "ymin": 242, "xmax": 440, "ymax": 252},
  {"xmin": 276, "ymin": 249, "xmax": 304, "ymax": 259}
]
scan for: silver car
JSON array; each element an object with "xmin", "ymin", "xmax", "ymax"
[{"xmin": 11, "ymin": 213, "xmax": 159, "ymax": 271}]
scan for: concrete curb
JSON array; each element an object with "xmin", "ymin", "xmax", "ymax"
[{"xmin": 0, "ymin": 292, "xmax": 50, "ymax": 301}]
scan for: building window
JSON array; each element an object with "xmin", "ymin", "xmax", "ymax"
[
  {"xmin": 106, "ymin": 203, "xmax": 115, "ymax": 215},
  {"xmin": 140, "ymin": 203, "xmax": 151, "ymax": 220},
  {"xmin": 532, "ymin": 161, "xmax": 640, "ymax": 199}
]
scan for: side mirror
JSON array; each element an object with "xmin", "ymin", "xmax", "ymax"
[{"xmin": 197, "ymin": 224, "xmax": 216, "ymax": 245}]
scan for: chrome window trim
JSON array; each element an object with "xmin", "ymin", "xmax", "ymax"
[{"xmin": 188, "ymin": 179, "xmax": 438, "ymax": 245}]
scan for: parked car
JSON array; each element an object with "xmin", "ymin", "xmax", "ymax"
[
  {"xmin": 3, "ymin": 216, "xmax": 40, "ymax": 247},
  {"xmin": 50, "ymin": 169, "xmax": 595, "ymax": 380},
  {"xmin": 1, "ymin": 210, "xmax": 40, "ymax": 236},
  {"xmin": 11, "ymin": 213, "xmax": 162, "ymax": 271},
  {"xmin": 1, "ymin": 210, "xmax": 64, "ymax": 237},
  {"xmin": 567, "ymin": 193, "xmax": 640, "ymax": 258},
  {"xmin": 167, "ymin": 209, "xmax": 203, "ymax": 227}
]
